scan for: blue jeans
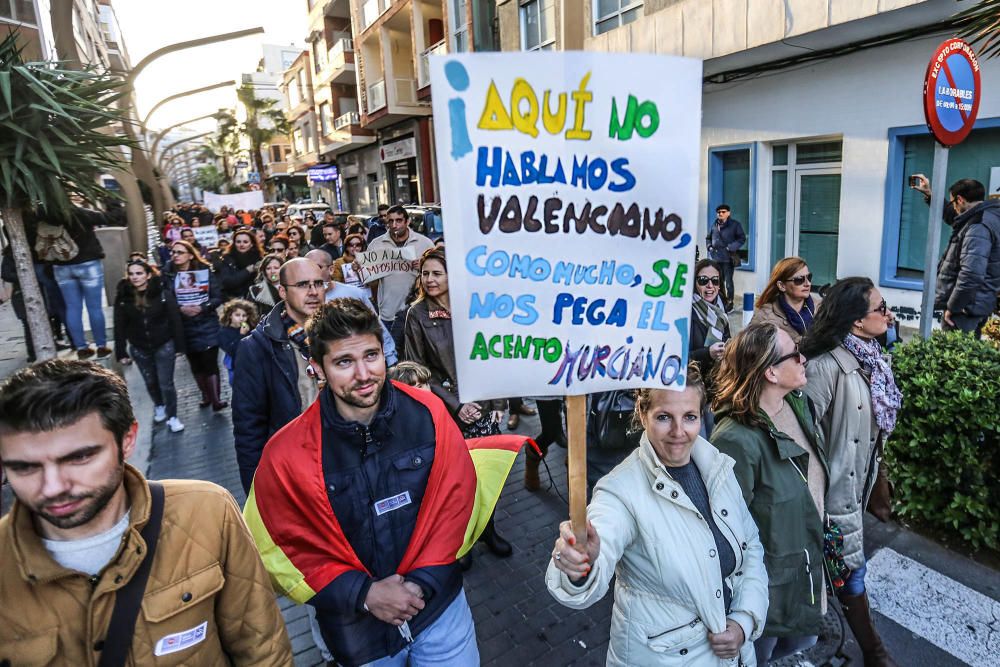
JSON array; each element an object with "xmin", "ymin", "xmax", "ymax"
[
  {"xmin": 361, "ymin": 590, "xmax": 479, "ymax": 667},
  {"xmin": 842, "ymin": 558, "xmax": 868, "ymax": 596},
  {"xmin": 53, "ymin": 259, "xmax": 106, "ymax": 349},
  {"xmin": 130, "ymin": 341, "xmax": 178, "ymax": 419}
]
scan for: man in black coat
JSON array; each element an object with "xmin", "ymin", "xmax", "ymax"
[{"xmin": 705, "ymin": 204, "xmax": 746, "ymax": 311}]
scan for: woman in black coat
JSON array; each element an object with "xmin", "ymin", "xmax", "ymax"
[
  {"xmin": 163, "ymin": 240, "xmax": 227, "ymax": 410},
  {"xmin": 114, "ymin": 259, "xmax": 186, "ymax": 432},
  {"xmin": 215, "ymin": 228, "xmax": 263, "ymax": 300}
]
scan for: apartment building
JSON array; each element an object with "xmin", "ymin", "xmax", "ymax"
[
  {"xmin": 282, "ymin": 49, "xmax": 322, "ymax": 196},
  {"xmin": 499, "ymin": 0, "xmax": 998, "ymax": 329}
]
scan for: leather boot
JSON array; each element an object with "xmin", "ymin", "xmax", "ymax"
[
  {"xmin": 524, "ymin": 449, "xmax": 541, "ymax": 491},
  {"xmin": 194, "ymin": 374, "xmax": 212, "ymax": 408},
  {"xmin": 480, "ymin": 512, "xmax": 512, "ymax": 558},
  {"xmin": 207, "ymin": 373, "xmax": 229, "ymax": 411},
  {"xmin": 838, "ymin": 591, "xmax": 898, "ymax": 667}
]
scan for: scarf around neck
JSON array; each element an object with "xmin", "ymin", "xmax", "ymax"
[
  {"xmin": 779, "ymin": 294, "xmax": 816, "ymax": 335},
  {"xmin": 692, "ymin": 294, "xmax": 728, "ymax": 345},
  {"xmin": 841, "ymin": 333, "xmax": 902, "ymax": 434},
  {"xmin": 280, "ymin": 306, "xmax": 310, "ymax": 360}
]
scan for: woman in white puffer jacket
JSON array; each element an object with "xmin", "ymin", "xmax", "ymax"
[{"xmin": 546, "ymin": 366, "xmax": 769, "ymax": 666}]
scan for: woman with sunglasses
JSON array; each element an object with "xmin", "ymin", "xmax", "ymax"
[
  {"xmin": 331, "ymin": 233, "xmax": 368, "ymax": 291},
  {"xmin": 267, "ymin": 233, "xmax": 290, "ymax": 263},
  {"xmin": 710, "ymin": 323, "xmax": 828, "ymax": 665},
  {"xmin": 113, "ymin": 259, "xmax": 185, "ymax": 433},
  {"xmin": 690, "ymin": 259, "xmax": 731, "ymax": 395},
  {"xmin": 751, "ymin": 257, "xmax": 822, "ymax": 343},
  {"xmin": 163, "ymin": 240, "xmax": 228, "ymax": 411},
  {"xmin": 800, "ymin": 277, "xmax": 901, "ymax": 667}
]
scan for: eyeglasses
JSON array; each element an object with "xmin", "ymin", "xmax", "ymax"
[
  {"xmin": 170, "ymin": 249, "xmax": 189, "ymax": 256},
  {"xmin": 347, "ymin": 242, "xmax": 364, "ymax": 249},
  {"xmin": 281, "ymin": 279, "xmax": 328, "ymax": 292},
  {"xmin": 270, "ymin": 246, "xmax": 286, "ymax": 252},
  {"xmin": 870, "ymin": 299, "xmax": 888, "ymax": 316},
  {"xmin": 773, "ymin": 345, "xmax": 804, "ymax": 367},
  {"xmin": 785, "ymin": 273, "xmax": 813, "ymax": 286},
  {"xmin": 696, "ymin": 275, "xmax": 721, "ymax": 287}
]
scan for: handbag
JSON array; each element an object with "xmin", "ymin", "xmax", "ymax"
[
  {"xmin": 823, "ymin": 516, "xmax": 851, "ymax": 590},
  {"xmin": 97, "ymin": 481, "xmax": 165, "ymax": 667},
  {"xmin": 34, "ymin": 221, "xmax": 79, "ymax": 262},
  {"xmin": 866, "ymin": 443, "xmax": 893, "ymax": 523}
]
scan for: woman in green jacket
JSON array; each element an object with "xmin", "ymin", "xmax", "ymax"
[{"xmin": 710, "ymin": 322, "xmax": 829, "ymax": 665}]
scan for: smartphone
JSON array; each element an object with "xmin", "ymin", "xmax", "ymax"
[{"xmin": 909, "ymin": 175, "xmax": 919, "ymax": 187}]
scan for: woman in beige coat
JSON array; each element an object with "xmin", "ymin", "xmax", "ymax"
[
  {"xmin": 801, "ymin": 277, "xmax": 901, "ymax": 667},
  {"xmin": 750, "ymin": 257, "xmax": 822, "ymax": 343},
  {"xmin": 547, "ymin": 366, "xmax": 769, "ymax": 665}
]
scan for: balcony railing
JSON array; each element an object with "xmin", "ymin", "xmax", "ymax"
[
  {"xmin": 367, "ymin": 80, "xmax": 386, "ymax": 112},
  {"xmin": 334, "ymin": 111, "xmax": 360, "ymax": 130},
  {"xmin": 418, "ymin": 40, "xmax": 447, "ymax": 88},
  {"xmin": 329, "ymin": 37, "xmax": 353, "ymax": 67},
  {"xmin": 394, "ymin": 78, "xmax": 417, "ymax": 105}
]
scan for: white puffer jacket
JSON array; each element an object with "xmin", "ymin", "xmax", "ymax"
[{"xmin": 546, "ymin": 435, "xmax": 769, "ymax": 666}]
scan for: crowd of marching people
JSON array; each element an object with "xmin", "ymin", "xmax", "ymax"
[{"xmin": 0, "ymin": 172, "xmax": 997, "ymax": 666}]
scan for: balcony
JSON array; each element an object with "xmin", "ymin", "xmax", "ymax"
[
  {"xmin": 362, "ymin": 0, "xmax": 387, "ymax": 29},
  {"xmin": 315, "ymin": 37, "xmax": 355, "ymax": 86},
  {"xmin": 417, "ymin": 40, "xmax": 447, "ymax": 89},
  {"xmin": 334, "ymin": 111, "xmax": 360, "ymax": 130},
  {"xmin": 367, "ymin": 79, "xmax": 386, "ymax": 112}
]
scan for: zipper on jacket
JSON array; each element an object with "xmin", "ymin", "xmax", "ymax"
[
  {"xmin": 647, "ymin": 617, "xmax": 701, "ymax": 640},
  {"xmin": 358, "ymin": 426, "xmax": 379, "ymax": 563},
  {"xmin": 803, "ymin": 548, "xmax": 815, "ymax": 606}
]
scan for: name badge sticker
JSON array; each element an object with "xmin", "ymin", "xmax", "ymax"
[
  {"xmin": 374, "ymin": 491, "xmax": 412, "ymax": 516},
  {"xmin": 154, "ymin": 621, "xmax": 208, "ymax": 656}
]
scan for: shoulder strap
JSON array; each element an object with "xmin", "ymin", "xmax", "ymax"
[{"xmin": 97, "ymin": 481, "xmax": 165, "ymax": 667}]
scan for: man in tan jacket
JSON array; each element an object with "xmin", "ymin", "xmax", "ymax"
[{"xmin": 0, "ymin": 360, "xmax": 291, "ymax": 666}]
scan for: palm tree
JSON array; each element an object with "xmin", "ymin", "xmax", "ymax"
[
  {"xmin": 0, "ymin": 32, "xmax": 133, "ymax": 360},
  {"xmin": 193, "ymin": 164, "xmax": 227, "ymax": 193},
  {"xmin": 956, "ymin": 0, "xmax": 1000, "ymax": 59},
  {"xmin": 236, "ymin": 82, "xmax": 291, "ymax": 188},
  {"xmin": 199, "ymin": 110, "xmax": 240, "ymax": 191}
]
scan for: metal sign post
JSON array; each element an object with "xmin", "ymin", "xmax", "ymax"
[
  {"xmin": 919, "ymin": 143, "xmax": 949, "ymax": 339},
  {"xmin": 919, "ymin": 39, "xmax": 981, "ymax": 337}
]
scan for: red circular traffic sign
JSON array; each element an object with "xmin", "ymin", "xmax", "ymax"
[{"xmin": 923, "ymin": 39, "xmax": 981, "ymax": 147}]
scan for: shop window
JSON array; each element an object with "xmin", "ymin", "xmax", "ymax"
[
  {"xmin": 707, "ymin": 145, "xmax": 756, "ymax": 271},
  {"xmin": 881, "ymin": 120, "xmax": 1000, "ymax": 289}
]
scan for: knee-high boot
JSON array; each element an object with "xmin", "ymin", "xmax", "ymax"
[
  {"xmin": 193, "ymin": 374, "xmax": 212, "ymax": 408},
  {"xmin": 207, "ymin": 373, "xmax": 228, "ymax": 411},
  {"xmin": 524, "ymin": 448, "xmax": 542, "ymax": 491},
  {"xmin": 838, "ymin": 591, "xmax": 898, "ymax": 667}
]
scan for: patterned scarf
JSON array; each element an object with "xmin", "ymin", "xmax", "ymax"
[
  {"xmin": 779, "ymin": 294, "xmax": 817, "ymax": 336},
  {"xmin": 692, "ymin": 294, "xmax": 728, "ymax": 345},
  {"xmin": 280, "ymin": 306, "xmax": 311, "ymax": 361},
  {"xmin": 841, "ymin": 334, "xmax": 902, "ymax": 434}
]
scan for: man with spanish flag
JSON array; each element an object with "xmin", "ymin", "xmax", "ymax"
[{"xmin": 244, "ymin": 298, "xmax": 533, "ymax": 666}]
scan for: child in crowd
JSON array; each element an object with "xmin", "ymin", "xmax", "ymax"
[
  {"xmin": 387, "ymin": 361, "xmax": 432, "ymax": 391},
  {"xmin": 219, "ymin": 299, "xmax": 258, "ymax": 385}
]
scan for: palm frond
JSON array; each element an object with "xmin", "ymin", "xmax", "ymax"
[{"xmin": 956, "ymin": 0, "xmax": 1000, "ymax": 59}]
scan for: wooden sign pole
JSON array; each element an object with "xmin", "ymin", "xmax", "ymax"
[{"xmin": 565, "ymin": 394, "xmax": 589, "ymax": 547}]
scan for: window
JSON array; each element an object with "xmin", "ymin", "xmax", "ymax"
[
  {"xmin": 452, "ymin": 0, "xmax": 469, "ymax": 52},
  {"xmin": 287, "ymin": 77, "xmax": 301, "ymax": 108},
  {"xmin": 881, "ymin": 121, "xmax": 1000, "ymax": 288},
  {"xmin": 1, "ymin": 0, "xmax": 38, "ymax": 25},
  {"xmin": 319, "ymin": 102, "xmax": 332, "ymax": 137},
  {"xmin": 520, "ymin": 0, "xmax": 555, "ymax": 51},
  {"xmin": 594, "ymin": 0, "xmax": 643, "ymax": 36},
  {"xmin": 270, "ymin": 145, "xmax": 283, "ymax": 162},
  {"xmin": 292, "ymin": 129, "xmax": 305, "ymax": 155},
  {"xmin": 707, "ymin": 145, "xmax": 756, "ymax": 271}
]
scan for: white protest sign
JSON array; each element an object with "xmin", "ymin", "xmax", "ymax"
[
  {"xmin": 430, "ymin": 53, "xmax": 701, "ymax": 401},
  {"xmin": 203, "ymin": 191, "xmax": 265, "ymax": 213},
  {"xmin": 192, "ymin": 226, "xmax": 219, "ymax": 248},
  {"xmin": 355, "ymin": 246, "xmax": 417, "ymax": 284}
]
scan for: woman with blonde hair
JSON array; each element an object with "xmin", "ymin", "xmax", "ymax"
[
  {"xmin": 750, "ymin": 257, "xmax": 822, "ymax": 343},
  {"xmin": 710, "ymin": 323, "xmax": 828, "ymax": 664},
  {"xmin": 547, "ymin": 364, "xmax": 768, "ymax": 666}
]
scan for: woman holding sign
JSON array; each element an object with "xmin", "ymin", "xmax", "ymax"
[
  {"xmin": 164, "ymin": 240, "xmax": 227, "ymax": 411},
  {"xmin": 404, "ymin": 247, "xmax": 513, "ymax": 560},
  {"xmin": 547, "ymin": 365, "xmax": 768, "ymax": 666}
]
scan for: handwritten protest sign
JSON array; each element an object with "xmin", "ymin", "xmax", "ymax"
[
  {"xmin": 355, "ymin": 246, "xmax": 417, "ymax": 284},
  {"xmin": 430, "ymin": 53, "xmax": 702, "ymax": 401},
  {"xmin": 192, "ymin": 226, "xmax": 219, "ymax": 248}
]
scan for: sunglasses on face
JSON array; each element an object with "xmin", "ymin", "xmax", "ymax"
[
  {"xmin": 347, "ymin": 242, "xmax": 364, "ymax": 249},
  {"xmin": 870, "ymin": 299, "xmax": 888, "ymax": 316},
  {"xmin": 696, "ymin": 275, "xmax": 721, "ymax": 287},
  {"xmin": 270, "ymin": 245, "xmax": 286, "ymax": 252},
  {"xmin": 785, "ymin": 273, "xmax": 813, "ymax": 286},
  {"xmin": 773, "ymin": 345, "xmax": 804, "ymax": 367}
]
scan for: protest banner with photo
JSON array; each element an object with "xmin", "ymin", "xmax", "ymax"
[
  {"xmin": 192, "ymin": 226, "xmax": 219, "ymax": 248},
  {"xmin": 355, "ymin": 246, "xmax": 417, "ymax": 284},
  {"xmin": 174, "ymin": 270, "xmax": 211, "ymax": 306},
  {"xmin": 430, "ymin": 52, "xmax": 702, "ymax": 402}
]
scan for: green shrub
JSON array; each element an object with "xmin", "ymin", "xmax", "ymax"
[{"xmin": 887, "ymin": 331, "xmax": 1000, "ymax": 549}]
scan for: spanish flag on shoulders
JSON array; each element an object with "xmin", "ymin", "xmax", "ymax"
[{"xmin": 243, "ymin": 381, "xmax": 538, "ymax": 604}]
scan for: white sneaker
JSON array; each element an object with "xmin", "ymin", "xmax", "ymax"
[
  {"xmin": 167, "ymin": 416, "xmax": 185, "ymax": 433},
  {"xmin": 153, "ymin": 405, "xmax": 167, "ymax": 423}
]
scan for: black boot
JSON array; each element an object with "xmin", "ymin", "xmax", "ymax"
[
  {"xmin": 207, "ymin": 373, "xmax": 229, "ymax": 411},
  {"xmin": 838, "ymin": 591, "xmax": 898, "ymax": 667},
  {"xmin": 480, "ymin": 512, "xmax": 512, "ymax": 558},
  {"xmin": 194, "ymin": 374, "xmax": 212, "ymax": 408}
]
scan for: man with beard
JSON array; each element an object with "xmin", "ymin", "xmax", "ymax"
[
  {"xmin": 244, "ymin": 299, "xmax": 535, "ymax": 666},
  {"xmin": 0, "ymin": 360, "xmax": 291, "ymax": 665},
  {"xmin": 232, "ymin": 257, "xmax": 327, "ymax": 495},
  {"xmin": 367, "ymin": 205, "xmax": 433, "ymax": 352}
]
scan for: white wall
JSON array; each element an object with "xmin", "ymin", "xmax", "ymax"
[{"xmin": 701, "ymin": 33, "xmax": 1000, "ymax": 319}]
